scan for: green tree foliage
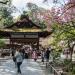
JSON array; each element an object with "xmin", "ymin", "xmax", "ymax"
[
  {"xmin": 0, "ymin": 0, "xmax": 10, "ymax": 4},
  {"xmin": 0, "ymin": 7, "xmax": 13, "ymax": 27},
  {"xmin": 52, "ymin": 21, "xmax": 75, "ymax": 44},
  {"xmin": 0, "ymin": 0, "xmax": 13, "ymax": 28},
  {"xmin": 27, "ymin": 3, "xmax": 38, "ymax": 12},
  {"xmin": 20, "ymin": 11, "xmax": 29, "ymax": 20},
  {"xmin": 50, "ymin": 21, "xmax": 75, "ymax": 62},
  {"xmin": 27, "ymin": 3, "xmax": 38, "ymax": 21},
  {"xmin": 0, "ymin": 40, "xmax": 5, "ymax": 48},
  {"xmin": 39, "ymin": 21, "xmax": 47, "ymax": 30},
  {"xmin": 21, "ymin": 3, "xmax": 47, "ymax": 30}
]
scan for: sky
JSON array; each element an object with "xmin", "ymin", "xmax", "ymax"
[{"xmin": 11, "ymin": 0, "xmax": 68, "ymax": 18}]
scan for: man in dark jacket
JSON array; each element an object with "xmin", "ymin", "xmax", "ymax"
[
  {"xmin": 45, "ymin": 48, "xmax": 51, "ymax": 68},
  {"xmin": 12, "ymin": 48, "xmax": 16, "ymax": 65},
  {"xmin": 45, "ymin": 48, "xmax": 50, "ymax": 62}
]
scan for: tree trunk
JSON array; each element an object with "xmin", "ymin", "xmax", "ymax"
[
  {"xmin": 68, "ymin": 40, "xmax": 72, "ymax": 61},
  {"xmin": 68, "ymin": 40, "xmax": 75, "ymax": 70}
]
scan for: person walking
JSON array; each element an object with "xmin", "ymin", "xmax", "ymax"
[
  {"xmin": 15, "ymin": 48, "xmax": 23, "ymax": 74},
  {"xmin": 32, "ymin": 50, "xmax": 37, "ymax": 61},
  {"xmin": 45, "ymin": 48, "xmax": 51, "ymax": 68},
  {"xmin": 41, "ymin": 49, "xmax": 45, "ymax": 64},
  {"xmin": 11, "ymin": 48, "xmax": 16, "ymax": 67}
]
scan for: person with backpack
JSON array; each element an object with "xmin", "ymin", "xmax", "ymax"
[
  {"xmin": 11, "ymin": 48, "xmax": 16, "ymax": 67},
  {"xmin": 15, "ymin": 48, "xmax": 24, "ymax": 74}
]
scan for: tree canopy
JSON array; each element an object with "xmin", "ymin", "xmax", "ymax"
[{"xmin": 0, "ymin": 0, "xmax": 14, "ymax": 28}]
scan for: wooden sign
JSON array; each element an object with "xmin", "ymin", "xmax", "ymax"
[{"xmin": 11, "ymin": 32, "xmax": 38, "ymax": 38}]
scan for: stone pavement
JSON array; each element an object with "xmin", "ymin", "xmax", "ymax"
[
  {"xmin": 0, "ymin": 59, "xmax": 51, "ymax": 75},
  {"xmin": 37, "ymin": 59, "xmax": 54, "ymax": 75}
]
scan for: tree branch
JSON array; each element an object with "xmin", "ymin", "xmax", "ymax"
[{"xmin": 0, "ymin": 1, "xmax": 9, "ymax": 4}]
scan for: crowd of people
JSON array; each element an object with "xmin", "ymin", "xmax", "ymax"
[{"xmin": 11, "ymin": 46, "xmax": 51, "ymax": 74}]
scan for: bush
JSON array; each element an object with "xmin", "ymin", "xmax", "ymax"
[
  {"xmin": 72, "ymin": 66, "xmax": 75, "ymax": 74},
  {"xmin": 0, "ymin": 40, "xmax": 5, "ymax": 48},
  {"xmin": 63, "ymin": 59, "xmax": 71, "ymax": 65}
]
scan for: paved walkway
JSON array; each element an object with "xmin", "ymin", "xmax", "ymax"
[
  {"xmin": 37, "ymin": 59, "xmax": 54, "ymax": 75},
  {"xmin": 0, "ymin": 59, "xmax": 46, "ymax": 75}
]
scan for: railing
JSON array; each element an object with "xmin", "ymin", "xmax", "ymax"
[{"xmin": 49, "ymin": 64, "xmax": 63, "ymax": 75}]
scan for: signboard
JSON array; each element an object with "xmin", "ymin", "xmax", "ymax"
[
  {"xmin": 25, "ymin": 34, "xmax": 38, "ymax": 38},
  {"xmin": 11, "ymin": 32, "xmax": 38, "ymax": 38},
  {"xmin": 11, "ymin": 34, "xmax": 24, "ymax": 38}
]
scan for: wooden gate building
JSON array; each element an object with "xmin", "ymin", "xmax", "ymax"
[{"xmin": 0, "ymin": 16, "xmax": 52, "ymax": 50}]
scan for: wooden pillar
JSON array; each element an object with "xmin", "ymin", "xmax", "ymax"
[
  {"xmin": 10, "ymin": 37, "xmax": 12, "ymax": 49},
  {"xmin": 37, "ymin": 37, "xmax": 39, "ymax": 50},
  {"xmin": 10, "ymin": 37, "xmax": 13, "ymax": 49}
]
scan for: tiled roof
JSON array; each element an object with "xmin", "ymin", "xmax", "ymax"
[{"xmin": 6, "ymin": 16, "xmax": 41, "ymax": 29}]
